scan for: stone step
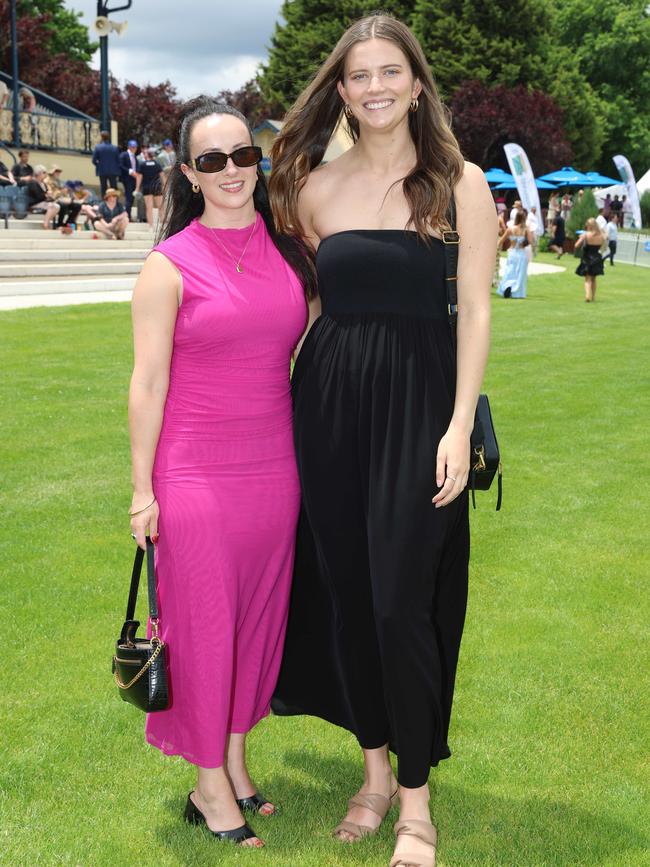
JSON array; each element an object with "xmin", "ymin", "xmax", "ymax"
[
  {"xmin": 0, "ymin": 248, "xmax": 148, "ymax": 262},
  {"xmin": 0, "ymin": 260, "xmax": 143, "ymax": 278},
  {"xmin": 4, "ymin": 216, "xmax": 157, "ymax": 231},
  {"xmin": 0, "ymin": 227, "xmax": 154, "ymax": 241},
  {"xmin": 0, "ymin": 275, "xmax": 136, "ymax": 297},
  {"xmin": 7, "ymin": 209, "xmax": 157, "ymax": 221},
  {"xmin": 0, "ymin": 237, "xmax": 152, "ymax": 250},
  {"xmin": 0, "ymin": 290, "xmax": 133, "ymax": 310}
]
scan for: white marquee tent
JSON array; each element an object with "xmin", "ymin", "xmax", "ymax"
[{"xmin": 593, "ymin": 167, "xmax": 650, "ymax": 205}]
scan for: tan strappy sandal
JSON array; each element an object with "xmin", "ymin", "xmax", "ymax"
[
  {"xmin": 389, "ymin": 818, "xmax": 438, "ymax": 867},
  {"xmin": 333, "ymin": 789, "xmax": 399, "ymax": 842}
]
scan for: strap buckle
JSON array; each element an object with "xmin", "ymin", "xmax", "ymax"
[
  {"xmin": 442, "ymin": 230, "xmax": 460, "ymax": 244},
  {"xmin": 447, "ymin": 303, "xmax": 458, "ymax": 316}
]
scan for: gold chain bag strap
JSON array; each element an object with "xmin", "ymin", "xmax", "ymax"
[
  {"xmin": 443, "ymin": 197, "xmax": 503, "ymax": 511},
  {"xmin": 112, "ymin": 538, "xmax": 170, "ymax": 712}
]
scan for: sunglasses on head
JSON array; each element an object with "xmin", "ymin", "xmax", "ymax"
[{"xmin": 192, "ymin": 146, "xmax": 262, "ymax": 173}]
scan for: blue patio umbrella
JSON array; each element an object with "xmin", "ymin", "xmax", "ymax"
[
  {"xmin": 494, "ymin": 179, "xmax": 557, "ymax": 190},
  {"xmin": 484, "ymin": 167, "xmax": 513, "ymax": 184},
  {"xmin": 537, "ymin": 166, "xmax": 591, "ymax": 185},
  {"xmin": 580, "ymin": 171, "xmax": 621, "ymax": 186}
]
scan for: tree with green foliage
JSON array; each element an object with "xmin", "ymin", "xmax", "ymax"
[
  {"xmin": 258, "ymin": 0, "xmax": 648, "ymax": 176},
  {"xmin": 259, "ymin": 0, "xmax": 416, "ymax": 111},
  {"xmin": 640, "ymin": 190, "xmax": 650, "ymax": 229},
  {"xmin": 412, "ymin": 0, "xmax": 606, "ymax": 169},
  {"xmin": 0, "ymin": 1, "xmax": 180, "ymax": 142},
  {"xmin": 566, "ymin": 187, "xmax": 598, "ymax": 239},
  {"xmin": 544, "ymin": 55, "xmax": 606, "ymax": 171},
  {"xmin": 0, "ymin": 0, "xmax": 98, "ymax": 112},
  {"xmin": 411, "ymin": 0, "xmax": 551, "ymax": 99},
  {"xmin": 15, "ymin": 0, "xmax": 95, "ymax": 64},
  {"xmin": 553, "ymin": 0, "xmax": 650, "ymax": 173},
  {"xmin": 259, "ymin": 0, "xmax": 603, "ymax": 171}
]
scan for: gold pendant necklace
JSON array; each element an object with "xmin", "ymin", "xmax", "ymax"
[{"xmin": 210, "ymin": 218, "xmax": 257, "ymax": 273}]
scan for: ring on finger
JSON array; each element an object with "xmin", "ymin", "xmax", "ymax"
[{"xmin": 446, "ymin": 475, "xmax": 457, "ymax": 482}]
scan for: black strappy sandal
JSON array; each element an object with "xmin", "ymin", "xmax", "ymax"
[
  {"xmin": 236, "ymin": 792, "xmax": 276, "ymax": 815},
  {"xmin": 184, "ymin": 791, "xmax": 261, "ymax": 844}
]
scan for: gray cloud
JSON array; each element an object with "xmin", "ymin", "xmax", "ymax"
[{"xmin": 64, "ymin": 0, "xmax": 284, "ymax": 97}]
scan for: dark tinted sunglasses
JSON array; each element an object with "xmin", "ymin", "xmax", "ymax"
[{"xmin": 192, "ymin": 146, "xmax": 262, "ymax": 173}]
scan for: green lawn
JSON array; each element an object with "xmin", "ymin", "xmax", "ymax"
[{"xmin": 1, "ymin": 254, "xmax": 648, "ymax": 866}]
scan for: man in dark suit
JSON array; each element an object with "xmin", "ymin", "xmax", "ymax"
[
  {"xmin": 92, "ymin": 130, "xmax": 121, "ymax": 195},
  {"xmin": 120, "ymin": 139, "xmax": 139, "ymax": 219}
]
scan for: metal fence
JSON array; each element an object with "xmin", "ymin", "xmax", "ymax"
[
  {"xmin": 616, "ymin": 233, "xmax": 650, "ymax": 268},
  {"xmin": 0, "ymin": 109, "xmax": 101, "ymax": 154}
]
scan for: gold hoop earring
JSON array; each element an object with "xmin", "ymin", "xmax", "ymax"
[
  {"xmin": 344, "ymin": 104, "xmax": 353, "ymax": 120},
  {"xmin": 191, "ymin": 182, "xmax": 200, "ymax": 193},
  {"xmin": 410, "ymin": 98, "xmax": 419, "ymax": 112}
]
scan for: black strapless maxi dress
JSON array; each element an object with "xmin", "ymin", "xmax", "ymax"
[{"xmin": 272, "ymin": 230, "xmax": 470, "ymax": 788}]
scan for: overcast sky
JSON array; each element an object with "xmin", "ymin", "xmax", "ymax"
[{"xmin": 64, "ymin": 1, "xmax": 284, "ymax": 98}]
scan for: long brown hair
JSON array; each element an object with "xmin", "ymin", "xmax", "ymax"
[{"xmin": 269, "ymin": 13, "xmax": 464, "ymax": 241}]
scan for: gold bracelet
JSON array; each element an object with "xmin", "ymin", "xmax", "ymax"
[{"xmin": 128, "ymin": 496, "xmax": 156, "ymax": 517}]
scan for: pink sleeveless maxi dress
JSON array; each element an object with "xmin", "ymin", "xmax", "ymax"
[{"xmin": 144, "ymin": 213, "xmax": 306, "ymax": 767}]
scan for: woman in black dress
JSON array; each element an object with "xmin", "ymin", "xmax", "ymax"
[
  {"xmin": 574, "ymin": 217, "xmax": 605, "ymax": 302},
  {"xmin": 269, "ymin": 14, "xmax": 494, "ymax": 867},
  {"xmin": 135, "ymin": 146, "xmax": 163, "ymax": 226}
]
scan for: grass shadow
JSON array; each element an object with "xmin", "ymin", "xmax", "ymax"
[
  {"xmin": 278, "ymin": 750, "xmax": 648, "ymax": 866},
  {"xmin": 152, "ymin": 748, "xmax": 647, "ymax": 865}
]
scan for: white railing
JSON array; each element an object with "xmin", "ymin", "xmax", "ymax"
[{"xmin": 615, "ymin": 232, "xmax": 650, "ymax": 268}]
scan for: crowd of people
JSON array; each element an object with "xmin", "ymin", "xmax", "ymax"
[
  {"xmin": 493, "ymin": 193, "xmax": 616, "ymax": 302},
  {"xmin": 91, "ymin": 131, "xmax": 175, "ymax": 228},
  {"xmin": 547, "ymin": 189, "xmax": 632, "ymax": 228},
  {"xmin": 9, "ymin": 157, "xmax": 127, "ymax": 239},
  {"xmin": 0, "ymin": 134, "xmax": 175, "ymax": 238}
]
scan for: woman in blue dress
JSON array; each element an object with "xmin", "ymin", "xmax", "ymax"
[{"xmin": 497, "ymin": 210, "xmax": 532, "ymax": 298}]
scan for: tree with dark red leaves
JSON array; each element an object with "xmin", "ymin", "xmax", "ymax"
[
  {"xmin": 0, "ymin": 1, "xmax": 180, "ymax": 147},
  {"xmin": 216, "ymin": 79, "xmax": 282, "ymax": 130},
  {"xmin": 450, "ymin": 81, "xmax": 573, "ymax": 174},
  {"xmin": 0, "ymin": 0, "xmax": 101, "ymax": 113},
  {"xmin": 111, "ymin": 81, "xmax": 181, "ymax": 148}
]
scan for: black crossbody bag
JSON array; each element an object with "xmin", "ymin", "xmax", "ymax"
[
  {"xmin": 442, "ymin": 199, "xmax": 503, "ymax": 510},
  {"xmin": 112, "ymin": 538, "xmax": 170, "ymax": 712}
]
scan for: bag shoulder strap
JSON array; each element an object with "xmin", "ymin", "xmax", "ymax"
[
  {"xmin": 442, "ymin": 194, "xmax": 460, "ymax": 329},
  {"xmin": 125, "ymin": 538, "xmax": 159, "ymax": 623}
]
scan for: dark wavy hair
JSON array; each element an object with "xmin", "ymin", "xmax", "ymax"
[
  {"xmin": 269, "ymin": 13, "xmax": 464, "ymax": 241},
  {"xmin": 157, "ymin": 96, "xmax": 316, "ymax": 298}
]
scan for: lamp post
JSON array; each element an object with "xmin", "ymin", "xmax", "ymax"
[
  {"xmin": 10, "ymin": 0, "xmax": 20, "ymax": 147},
  {"xmin": 96, "ymin": 0, "xmax": 132, "ymax": 140}
]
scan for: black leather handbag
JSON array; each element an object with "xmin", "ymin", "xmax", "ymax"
[
  {"xmin": 112, "ymin": 538, "xmax": 170, "ymax": 712},
  {"xmin": 443, "ymin": 199, "xmax": 503, "ymax": 511}
]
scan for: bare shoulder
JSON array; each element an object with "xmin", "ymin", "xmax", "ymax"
[
  {"xmin": 453, "ymin": 162, "xmax": 497, "ymax": 256},
  {"xmin": 299, "ymin": 157, "xmax": 344, "ymax": 202},
  {"xmin": 140, "ymin": 250, "xmax": 181, "ymax": 284},
  {"xmin": 455, "ymin": 161, "xmax": 491, "ymax": 203},
  {"xmin": 298, "ymin": 165, "xmax": 325, "ymax": 212},
  {"xmin": 133, "ymin": 250, "xmax": 181, "ymax": 308},
  {"xmin": 298, "ymin": 159, "xmax": 347, "ymax": 245}
]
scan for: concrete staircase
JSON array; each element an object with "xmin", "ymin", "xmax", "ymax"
[{"xmin": 0, "ymin": 214, "xmax": 154, "ymax": 309}]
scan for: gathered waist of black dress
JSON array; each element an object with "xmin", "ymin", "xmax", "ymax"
[{"xmin": 320, "ymin": 310, "xmax": 451, "ymax": 326}]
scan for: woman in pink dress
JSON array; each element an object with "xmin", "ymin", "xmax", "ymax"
[{"xmin": 128, "ymin": 96, "xmax": 315, "ymax": 849}]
